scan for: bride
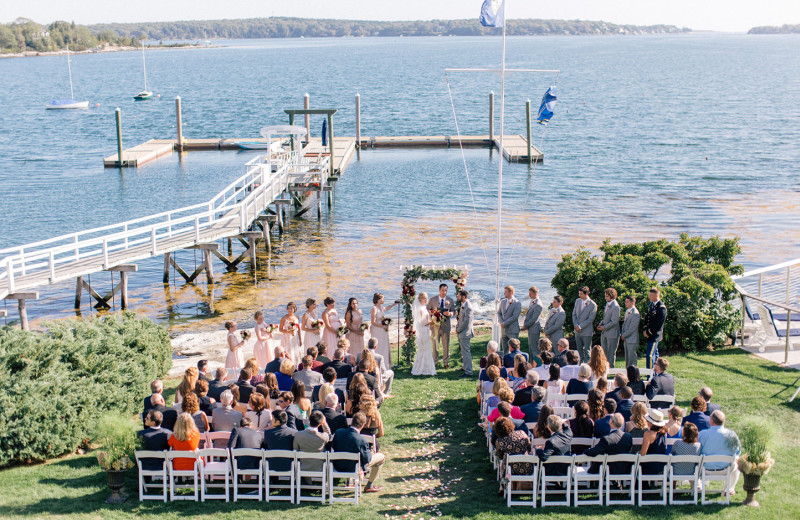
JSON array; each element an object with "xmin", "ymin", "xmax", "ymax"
[{"xmin": 411, "ymin": 292, "xmax": 436, "ymax": 376}]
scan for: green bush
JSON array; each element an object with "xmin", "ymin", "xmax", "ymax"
[
  {"xmin": 550, "ymin": 234, "xmax": 743, "ymax": 352},
  {"xmin": 737, "ymin": 416, "xmax": 778, "ymax": 466},
  {"xmin": 0, "ymin": 312, "xmax": 171, "ymax": 467}
]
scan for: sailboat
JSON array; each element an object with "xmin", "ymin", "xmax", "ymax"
[
  {"xmin": 46, "ymin": 46, "xmax": 89, "ymax": 110},
  {"xmin": 133, "ymin": 41, "xmax": 153, "ymax": 100}
]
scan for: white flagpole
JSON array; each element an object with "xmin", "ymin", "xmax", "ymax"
[{"xmin": 493, "ymin": 2, "xmax": 507, "ymax": 344}]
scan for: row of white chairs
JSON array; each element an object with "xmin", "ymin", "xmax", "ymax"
[
  {"xmin": 501, "ymin": 453, "xmax": 736, "ymax": 508},
  {"xmin": 136, "ymin": 449, "xmax": 365, "ymax": 504},
  {"xmin": 480, "ymin": 392, "xmax": 676, "ymax": 418}
]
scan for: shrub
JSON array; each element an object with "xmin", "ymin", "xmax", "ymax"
[
  {"xmin": 0, "ymin": 312, "xmax": 171, "ymax": 467},
  {"xmin": 737, "ymin": 416, "xmax": 778, "ymax": 469}
]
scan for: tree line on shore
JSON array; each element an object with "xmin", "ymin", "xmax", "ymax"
[
  {"xmin": 748, "ymin": 24, "xmax": 800, "ymax": 34},
  {"xmin": 0, "ymin": 18, "xmax": 139, "ymax": 53}
]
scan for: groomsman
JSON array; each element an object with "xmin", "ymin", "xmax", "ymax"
[
  {"xmin": 497, "ymin": 285, "xmax": 522, "ymax": 354},
  {"xmin": 643, "ymin": 288, "xmax": 667, "ymax": 369},
  {"xmin": 598, "ymin": 288, "xmax": 621, "ymax": 366},
  {"xmin": 620, "ymin": 295, "xmax": 641, "ymax": 368},
  {"xmin": 544, "ymin": 295, "xmax": 566, "ymax": 344},
  {"xmin": 572, "ymin": 286, "xmax": 597, "ymax": 363},
  {"xmin": 523, "ymin": 286, "xmax": 544, "ymax": 356},
  {"xmin": 456, "ymin": 289, "xmax": 474, "ymax": 377},
  {"xmin": 427, "ymin": 283, "xmax": 455, "ymax": 368}
]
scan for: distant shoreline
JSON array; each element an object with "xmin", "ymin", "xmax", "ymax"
[{"xmin": 0, "ymin": 43, "xmax": 208, "ymax": 60}]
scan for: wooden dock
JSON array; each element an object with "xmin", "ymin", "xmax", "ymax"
[
  {"xmin": 301, "ymin": 137, "xmax": 357, "ymax": 175},
  {"xmin": 103, "ymin": 139, "xmax": 174, "ymax": 167}
]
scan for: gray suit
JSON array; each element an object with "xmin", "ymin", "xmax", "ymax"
[
  {"xmin": 523, "ymin": 297, "xmax": 544, "ymax": 356},
  {"xmin": 293, "ymin": 428, "xmax": 330, "ymax": 471},
  {"xmin": 544, "ymin": 307, "xmax": 566, "ymax": 344},
  {"xmin": 456, "ymin": 299, "xmax": 475, "ymax": 375},
  {"xmin": 600, "ymin": 300, "xmax": 621, "ymax": 365},
  {"xmin": 497, "ymin": 297, "xmax": 522, "ymax": 354},
  {"xmin": 370, "ymin": 349, "xmax": 394, "ymax": 395},
  {"xmin": 293, "ymin": 368, "xmax": 324, "ymax": 388},
  {"xmin": 427, "ymin": 295, "xmax": 455, "ymax": 366},
  {"xmin": 572, "ymin": 298, "xmax": 597, "ymax": 363},
  {"xmin": 620, "ymin": 307, "xmax": 641, "ymax": 368}
]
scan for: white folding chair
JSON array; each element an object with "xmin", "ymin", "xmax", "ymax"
[
  {"xmin": 669, "ymin": 455, "xmax": 702, "ymax": 505},
  {"xmin": 639, "ymin": 369, "xmax": 654, "ymax": 380},
  {"xmin": 539, "ymin": 455, "xmax": 573, "ymax": 507},
  {"xmin": 205, "ymin": 431, "xmax": 232, "ymax": 449},
  {"xmin": 135, "ymin": 450, "xmax": 167, "ymax": 502},
  {"xmin": 360, "ymin": 433, "xmax": 377, "ymax": 453},
  {"xmin": 700, "ymin": 455, "xmax": 736, "ymax": 505},
  {"xmin": 552, "ymin": 407, "xmax": 574, "ymax": 420},
  {"xmin": 295, "ymin": 452, "xmax": 328, "ymax": 503},
  {"xmin": 570, "ymin": 438, "xmax": 595, "ymax": 454},
  {"xmin": 505, "ymin": 454, "xmax": 539, "ymax": 507},
  {"xmin": 604, "ymin": 454, "xmax": 638, "ymax": 506},
  {"xmin": 198, "ymin": 448, "xmax": 231, "ymax": 501},
  {"xmin": 637, "ymin": 454, "xmax": 670, "ymax": 505},
  {"xmin": 547, "ymin": 394, "xmax": 568, "ymax": 407},
  {"xmin": 648, "ymin": 394, "xmax": 676, "ymax": 410},
  {"xmin": 264, "ymin": 449, "xmax": 296, "ymax": 503},
  {"xmin": 632, "ymin": 394, "xmax": 649, "ymax": 404},
  {"xmin": 166, "ymin": 451, "xmax": 200, "ymax": 501},
  {"xmin": 572, "ymin": 454, "xmax": 605, "ymax": 506},
  {"xmin": 565, "ymin": 394, "xmax": 588, "ymax": 406},
  {"xmin": 328, "ymin": 452, "xmax": 362, "ymax": 505},
  {"xmin": 231, "ymin": 448, "xmax": 263, "ymax": 501}
]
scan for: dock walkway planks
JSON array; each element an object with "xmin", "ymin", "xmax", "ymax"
[
  {"xmin": 103, "ymin": 139, "xmax": 174, "ymax": 167},
  {"xmin": 301, "ymin": 137, "xmax": 357, "ymax": 175}
]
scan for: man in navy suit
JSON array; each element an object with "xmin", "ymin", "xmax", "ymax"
[
  {"xmin": 322, "ymin": 349, "xmax": 354, "ymax": 380},
  {"xmin": 606, "ymin": 374, "xmax": 629, "ymax": 403},
  {"xmin": 642, "ymin": 287, "xmax": 667, "ymax": 369},
  {"xmin": 262, "ymin": 410, "xmax": 297, "ymax": 472},
  {"xmin": 311, "ymin": 367, "xmax": 347, "ymax": 405},
  {"xmin": 321, "ymin": 393, "xmax": 349, "ymax": 433},
  {"xmin": 584, "ymin": 414, "xmax": 633, "ymax": 474},
  {"xmin": 503, "ymin": 338, "xmax": 528, "ymax": 368},
  {"xmin": 208, "ymin": 367, "xmax": 230, "ymax": 401},
  {"xmin": 512, "ymin": 372, "xmax": 540, "ymax": 406},
  {"xmin": 147, "ymin": 394, "xmax": 178, "ymax": 431},
  {"xmin": 228, "ymin": 417, "xmax": 265, "ymax": 470},
  {"xmin": 520, "ymin": 386, "xmax": 547, "ymax": 423},
  {"xmin": 331, "ymin": 412, "xmax": 385, "ymax": 493},
  {"xmin": 275, "ymin": 391, "xmax": 305, "ymax": 431},
  {"xmin": 138, "ymin": 410, "xmax": 171, "ymax": 471},
  {"xmin": 593, "ymin": 399, "xmax": 617, "ymax": 438},
  {"xmin": 552, "ymin": 338, "xmax": 570, "ymax": 368},
  {"xmin": 645, "ymin": 357, "xmax": 675, "ymax": 406},
  {"xmin": 236, "ymin": 368, "xmax": 256, "ymax": 404},
  {"xmin": 682, "ymin": 396, "xmax": 712, "ymax": 432},
  {"xmin": 615, "ymin": 386, "xmax": 634, "ymax": 422},
  {"xmin": 143, "ymin": 380, "xmax": 163, "ymax": 415},
  {"xmin": 535, "ymin": 415, "xmax": 572, "ymax": 476},
  {"xmin": 265, "ymin": 346, "xmax": 289, "ymax": 374},
  {"xmin": 699, "ymin": 387, "xmax": 721, "ymax": 416}
]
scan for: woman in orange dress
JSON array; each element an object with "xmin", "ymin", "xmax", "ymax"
[{"xmin": 167, "ymin": 412, "xmax": 201, "ymax": 471}]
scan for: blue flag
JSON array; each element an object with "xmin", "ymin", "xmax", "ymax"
[
  {"xmin": 537, "ymin": 87, "xmax": 557, "ymax": 125},
  {"xmin": 480, "ymin": 0, "xmax": 505, "ymax": 28}
]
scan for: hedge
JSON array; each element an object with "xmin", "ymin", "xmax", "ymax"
[{"xmin": 0, "ymin": 311, "xmax": 171, "ymax": 467}]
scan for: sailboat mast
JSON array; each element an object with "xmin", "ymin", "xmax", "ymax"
[
  {"xmin": 67, "ymin": 46, "xmax": 75, "ymax": 100},
  {"xmin": 141, "ymin": 41, "xmax": 148, "ymax": 91},
  {"xmin": 495, "ymin": 3, "xmax": 507, "ymax": 314}
]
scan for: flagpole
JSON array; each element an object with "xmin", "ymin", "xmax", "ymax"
[{"xmin": 494, "ymin": 2, "xmax": 507, "ymax": 338}]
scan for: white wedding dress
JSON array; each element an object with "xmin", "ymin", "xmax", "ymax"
[{"xmin": 411, "ymin": 301, "xmax": 437, "ymax": 376}]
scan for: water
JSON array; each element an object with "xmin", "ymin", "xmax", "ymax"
[{"xmin": 0, "ymin": 34, "xmax": 799, "ymax": 331}]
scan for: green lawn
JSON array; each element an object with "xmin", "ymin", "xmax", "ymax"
[{"xmin": 1, "ymin": 335, "xmax": 799, "ymax": 519}]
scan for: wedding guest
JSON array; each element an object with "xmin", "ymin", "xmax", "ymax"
[
  {"xmin": 370, "ymin": 293, "xmax": 399, "ymax": 368},
  {"xmin": 560, "ymin": 351, "xmax": 581, "ymax": 381},
  {"xmin": 640, "ymin": 410, "xmax": 669, "ymax": 475},
  {"xmin": 197, "ymin": 360, "xmax": 211, "ymax": 383},
  {"xmin": 671, "ymin": 422, "xmax": 702, "ymax": 476},
  {"xmin": 566, "ymin": 364, "xmax": 594, "ymax": 404},
  {"xmin": 322, "ymin": 393, "xmax": 349, "ymax": 432},
  {"xmin": 532, "ymin": 405, "xmax": 554, "ymax": 439},
  {"xmin": 175, "ymin": 366, "xmax": 199, "ymax": 405},
  {"xmin": 245, "ymin": 392, "xmax": 272, "ymax": 430},
  {"xmin": 293, "ymin": 411, "xmax": 331, "ymax": 472},
  {"xmin": 252, "ymin": 310, "xmax": 272, "ymax": 368},
  {"xmin": 535, "ymin": 351, "xmax": 553, "ymax": 382},
  {"xmin": 226, "ymin": 384, "xmax": 247, "ymax": 415},
  {"xmin": 494, "ymin": 417, "xmax": 533, "ymax": 496},
  {"xmin": 699, "ymin": 387, "xmax": 721, "ymax": 416},
  {"xmin": 520, "ymin": 386, "xmax": 546, "ymax": 423},
  {"xmin": 211, "ymin": 390, "xmax": 242, "ymax": 432},
  {"xmin": 147, "ymin": 394, "xmax": 178, "ymax": 431},
  {"xmin": 265, "ymin": 346, "xmax": 287, "ymax": 374},
  {"xmin": 368, "ymin": 338, "xmax": 395, "ymax": 397},
  {"xmin": 512, "ymin": 371, "xmax": 540, "ymax": 406},
  {"xmin": 138, "ymin": 410, "xmax": 171, "ymax": 471},
  {"xmin": 523, "ymin": 286, "xmax": 544, "ymax": 356},
  {"xmin": 244, "ymin": 358, "xmax": 264, "ymax": 385},
  {"xmin": 262, "ymin": 372, "xmax": 280, "ymax": 399},
  {"xmin": 346, "ymin": 357, "xmax": 379, "ymax": 395},
  {"xmin": 607, "ymin": 373, "xmax": 629, "ymax": 402},
  {"xmin": 683, "ymin": 396, "xmax": 711, "ymax": 432},
  {"xmin": 616, "ymin": 386, "xmax": 635, "ymax": 422},
  {"xmin": 587, "ymin": 389, "xmax": 605, "ymax": 422},
  {"xmin": 168, "ymin": 413, "xmax": 202, "ymax": 470},
  {"xmin": 300, "ymin": 346, "xmax": 324, "ymax": 373},
  {"xmin": 487, "ymin": 387, "xmax": 524, "ymax": 423},
  {"xmin": 595, "ymin": 376, "xmax": 609, "ymax": 396},
  {"xmin": 544, "ymin": 364, "xmax": 566, "ymax": 399},
  {"xmin": 280, "ymin": 302, "xmax": 302, "ymax": 363},
  {"xmin": 503, "ymin": 338, "xmax": 528, "ymax": 368},
  {"xmin": 593, "ymin": 398, "xmax": 617, "ymax": 438},
  {"xmin": 227, "ymin": 417, "xmax": 264, "ymax": 470},
  {"xmin": 236, "ymin": 368, "xmax": 256, "ymax": 404},
  {"xmin": 360, "ymin": 394, "xmax": 385, "ymax": 450},
  {"xmin": 491, "ymin": 401, "xmax": 531, "ymax": 446},
  {"xmin": 331, "ymin": 412, "xmax": 385, "ymax": 493},
  {"xmin": 479, "ymin": 341, "xmax": 500, "ymax": 369},
  {"xmin": 292, "ymin": 380, "xmax": 312, "ymax": 419},
  {"xmin": 275, "ymin": 391, "xmax": 305, "ymax": 431},
  {"xmin": 627, "ymin": 365, "xmax": 646, "ymax": 396},
  {"xmin": 588, "ymin": 345, "xmax": 609, "ymax": 383},
  {"xmin": 316, "ymin": 341, "xmax": 331, "ymax": 365},
  {"xmin": 544, "ymin": 295, "xmax": 566, "ymax": 345},
  {"xmin": 143, "ymin": 379, "xmax": 163, "ymax": 414},
  {"xmin": 194, "ymin": 379, "xmax": 215, "ymax": 416},
  {"xmin": 345, "ymin": 297, "xmax": 368, "ymax": 361},
  {"xmin": 275, "ymin": 358, "xmax": 296, "ymax": 392},
  {"xmin": 314, "ymin": 383, "xmax": 336, "ymax": 410},
  {"xmin": 584, "ymin": 413, "xmax": 632, "ymax": 474},
  {"xmin": 572, "ymin": 286, "xmax": 597, "ymax": 363},
  {"xmin": 346, "ymin": 382, "xmax": 370, "ymax": 417},
  {"xmin": 497, "ymin": 285, "xmax": 522, "ymax": 354},
  {"xmin": 479, "ymin": 365, "xmax": 501, "ymax": 399},
  {"xmin": 321, "ymin": 297, "xmax": 341, "ymax": 355},
  {"xmin": 665, "ymin": 405, "xmax": 683, "ymax": 453},
  {"xmin": 225, "ymin": 321, "xmax": 247, "ymax": 372},
  {"xmin": 261, "ymin": 410, "xmax": 297, "ymax": 472},
  {"xmin": 625, "ymin": 402, "xmax": 649, "ymax": 438},
  {"xmin": 553, "ymin": 338, "xmax": 570, "ymax": 368},
  {"xmin": 338, "ymin": 337, "xmax": 356, "ymax": 366},
  {"xmin": 301, "ymin": 298, "xmax": 321, "ymax": 350},
  {"xmin": 360, "ymin": 349, "xmax": 383, "ymax": 392},
  {"xmin": 293, "ymin": 355, "xmax": 324, "ymax": 388},
  {"xmin": 479, "ymin": 352, "xmax": 509, "ymax": 381},
  {"xmin": 323, "ymin": 348, "xmax": 354, "ymax": 379},
  {"xmin": 535, "ymin": 415, "xmax": 572, "ymax": 476},
  {"xmin": 311, "ymin": 366, "xmax": 346, "ymax": 405},
  {"xmin": 181, "ymin": 391, "xmax": 209, "ymax": 433},
  {"xmin": 699, "ymin": 411, "xmax": 741, "ymax": 495},
  {"xmin": 569, "ymin": 401, "xmax": 595, "ymax": 453},
  {"xmin": 509, "ymin": 356, "xmax": 529, "ymax": 391},
  {"xmin": 645, "ymin": 357, "xmax": 675, "ymax": 406}
]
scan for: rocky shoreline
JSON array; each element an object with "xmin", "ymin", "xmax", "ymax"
[{"xmin": 0, "ymin": 43, "xmax": 207, "ymax": 59}]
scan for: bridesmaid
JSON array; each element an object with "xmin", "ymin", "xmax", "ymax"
[
  {"xmin": 252, "ymin": 311, "xmax": 273, "ymax": 368},
  {"xmin": 301, "ymin": 298, "xmax": 321, "ymax": 350},
  {"xmin": 370, "ymin": 292, "xmax": 399, "ymax": 368},
  {"xmin": 225, "ymin": 321, "xmax": 247, "ymax": 372},
  {"xmin": 280, "ymin": 302, "xmax": 302, "ymax": 363},
  {"xmin": 321, "ymin": 296, "xmax": 340, "ymax": 355},
  {"xmin": 345, "ymin": 297, "xmax": 367, "ymax": 361}
]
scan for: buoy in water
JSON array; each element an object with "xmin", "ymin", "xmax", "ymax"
[{"xmin": 95, "ymin": 103, "xmax": 100, "ymax": 107}]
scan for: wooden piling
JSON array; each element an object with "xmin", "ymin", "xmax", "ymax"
[
  {"xmin": 175, "ymin": 96, "xmax": 183, "ymax": 151},
  {"xmin": 115, "ymin": 108, "xmax": 124, "ymax": 167},
  {"xmin": 303, "ymin": 93, "xmax": 310, "ymax": 145},
  {"xmin": 355, "ymin": 93, "xmax": 361, "ymax": 149},
  {"xmin": 489, "ymin": 91, "xmax": 495, "ymax": 144},
  {"xmin": 525, "ymin": 99, "xmax": 532, "ymax": 165}
]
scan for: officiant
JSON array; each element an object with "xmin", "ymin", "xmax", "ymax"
[{"xmin": 427, "ymin": 283, "xmax": 455, "ymax": 369}]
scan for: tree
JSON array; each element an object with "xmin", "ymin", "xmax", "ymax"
[{"xmin": 550, "ymin": 234, "xmax": 743, "ymax": 352}]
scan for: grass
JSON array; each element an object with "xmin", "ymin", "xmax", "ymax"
[{"xmin": 1, "ymin": 335, "xmax": 799, "ymax": 519}]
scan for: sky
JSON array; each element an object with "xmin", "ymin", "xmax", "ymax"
[{"xmin": 2, "ymin": 0, "xmax": 799, "ymax": 33}]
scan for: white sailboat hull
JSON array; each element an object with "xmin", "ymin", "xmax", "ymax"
[{"xmin": 46, "ymin": 100, "xmax": 89, "ymax": 110}]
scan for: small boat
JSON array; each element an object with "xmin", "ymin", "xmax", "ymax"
[
  {"xmin": 237, "ymin": 140, "xmax": 284, "ymax": 152},
  {"xmin": 133, "ymin": 40, "xmax": 153, "ymax": 100},
  {"xmin": 46, "ymin": 47, "xmax": 88, "ymax": 110}
]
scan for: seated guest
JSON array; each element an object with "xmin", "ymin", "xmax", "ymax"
[
  {"xmin": 535, "ymin": 415, "xmax": 572, "ymax": 475},
  {"xmin": 227, "ymin": 417, "xmax": 264, "ymax": 470},
  {"xmin": 337, "ymin": 337, "xmax": 356, "ymax": 366},
  {"xmin": 245, "ymin": 393, "xmax": 272, "ymax": 430},
  {"xmin": 665, "ymin": 406, "xmax": 683, "ymax": 453},
  {"xmin": 671, "ymin": 422, "xmax": 701, "ymax": 476},
  {"xmin": 568, "ymin": 401, "xmax": 594, "ymax": 454},
  {"xmin": 645, "ymin": 357, "xmax": 675, "ymax": 404},
  {"xmin": 262, "ymin": 410, "xmax": 297, "ymax": 472},
  {"xmin": 699, "ymin": 386, "xmax": 721, "ymax": 416},
  {"xmin": 292, "ymin": 380, "xmax": 312, "ymax": 419},
  {"xmin": 626, "ymin": 365, "xmax": 646, "ymax": 396},
  {"xmin": 552, "ymin": 338, "xmax": 570, "ymax": 368},
  {"xmin": 227, "ymin": 384, "xmax": 248, "ymax": 415},
  {"xmin": 615, "ymin": 386, "xmax": 635, "ymax": 422},
  {"xmin": 509, "ymin": 357, "xmax": 530, "ymax": 392},
  {"xmin": 487, "ymin": 387, "xmax": 525, "ymax": 423},
  {"xmin": 639, "ymin": 409, "xmax": 668, "ymax": 474},
  {"xmin": 530, "ymin": 338, "xmax": 550, "ymax": 367},
  {"xmin": 208, "ymin": 367, "xmax": 229, "ymax": 401},
  {"xmin": 479, "ymin": 352, "xmax": 509, "ymax": 381},
  {"xmin": 607, "ymin": 373, "xmax": 629, "ymax": 402},
  {"xmin": 181, "ymin": 392, "xmax": 209, "ymax": 433},
  {"xmin": 211, "ymin": 390, "xmax": 243, "ymax": 432},
  {"xmin": 512, "ymin": 371, "xmax": 540, "ymax": 406},
  {"xmin": 167, "ymin": 413, "xmax": 201, "ymax": 470},
  {"xmin": 595, "ymin": 376, "xmax": 609, "ymax": 397},
  {"xmin": 584, "ymin": 413, "xmax": 632, "ymax": 474},
  {"xmin": 566, "ymin": 364, "xmax": 594, "ymax": 404},
  {"xmin": 683, "ymin": 396, "xmax": 711, "ymax": 432},
  {"xmin": 262, "ymin": 372, "xmax": 280, "ymax": 400},
  {"xmin": 346, "ymin": 381, "xmax": 371, "ymax": 417},
  {"xmin": 559, "ymin": 351, "xmax": 581, "ymax": 381},
  {"xmin": 138, "ymin": 410, "xmax": 172, "ymax": 471},
  {"xmin": 699, "ymin": 410, "xmax": 741, "ymax": 494},
  {"xmin": 322, "ymin": 348, "xmax": 354, "ymax": 380},
  {"xmin": 236, "ymin": 368, "xmax": 256, "ymax": 404},
  {"xmin": 315, "ymin": 341, "xmax": 332, "ymax": 365},
  {"xmin": 143, "ymin": 379, "xmax": 163, "ymax": 414},
  {"xmin": 491, "ymin": 401, "xmax": 531, "ymax": 446},
  {"xmin": 294, "ymin": 411, "xmax": 331, "ymax": 472},
  {"xmin": 276, "ymin": 391, "xmax": 305, "ymax": 431},
  {"xmin": 311, "ymin": 366, "xmax": 347, "ymax": 405},
  {"xmin": 532, "ymin": 405, "xmax": 554, "ymax": 439},
  {"xmin": 299, "ymin": 346, "xmax": 324, "ymax": 373},
  {"xmin": 593, "ymin": 398, "xmax": 617, "ymax": 438},
  {"xmin": 503, "ymin": 338, "xmax": 529, "ymax": 368},
  {"xmin": 625, "ymin": 402, "xmax": 649, "ymax": 439},
  {"xmin": 314, "ymin": 383, "xmax": 335, "ymax": 410},
  {"xmin": 479, "ymin": 365, "xmax": 502, "ymax": 400},
  {"xmin": 244, "ymin": 358, "xmax": 264, "ymax": 386},
  {"xmin": 360, "ymin": 395, "xmax": 385, "ymax": 450},
  {"xmin": 588, "ymin": 345, "xmax": 609, "ymax": 382},
  {"xmin": 587, "ymin": 389, "xmax": 605, "ymax": 422},
  {"xmin": 331, "ymin": 412, "xmax": 385, "ymax": 493},
  {"xmin": 275, "ymin": 358, "xmax": 296, "ymax": 392},
  {"xmin": 322, "ymin": 393, "xmax": 349, "ymax": 433},
  {"xmin": 197, "ymin": 359, "xmax": 212, "ymax": 383},
  {"xmin": 346, "ymin": 358, "xmax": 379, "ymax": 395},
  {"xmin": 494, "ymin": 416, "xmax": 533, "ymax": 496},
  {"xmin": 520, "ymin": 386, "xmax": 547, "ymax": 423},
  {"xmin": 544, "ymin": 364, "xmax": 566, "ymax": 399},
  {"xmin": 195, "ymin": 379, "xmax": 216, "ymax": 416},
  {"xmin": 294, "ymin": 355, "xmax": 324, "ymax": 388},
  {"xmin": 147, "ymin": 394, "xmax": 178, "ymax": 431},
  {"xmin": 479, "ymin": 341, "xmax": 500, "ymax": 370},
  {"xmin": 175, "ymin": 366, "xmax": 199, "ymax": 405},
  {"xmin": 367, "ymin": 338, "xmax": 395, "ymax": 397},
  {"xmin": 535, "ymin": 351, "xmax": 553, "ymax": 383},
  {"xmin": 265, "ymin": 346, "xmax": 288, "ymax": 374}
]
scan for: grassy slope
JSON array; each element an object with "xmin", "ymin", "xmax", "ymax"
[{"xmin": 0, "ymin": 336, "xmax": 798, "ymax": 519}]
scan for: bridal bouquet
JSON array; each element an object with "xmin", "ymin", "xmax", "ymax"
[
  {"xmin": 265, "ymin": 323, "xmax": 278, "ymax": 334},
  {"xmin": 382, "ymin": 317, "xmax": 392, "ymax": 326},
  {"xmin": 360, "ymin": 323, "xmax": 370, "ymax": 332},
  {"xmin": 240, "ymin": 330, "xmax": 251, "ymax": 340},
  {"xmin": 430, "ymin": 309, "xmax": 442, "ymax": 325},
  {"xmin": 337, "ymin": 325, "xmax": 349, "ymax": 337}
]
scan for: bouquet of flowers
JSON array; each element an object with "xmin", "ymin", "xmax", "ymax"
[
  {"xmin": 311, "ymin": 320, "xmax": 323, "ymax": 330},
  {"xmin": 382, "ymin": 317, "xmax": 392, "ymax": 326},
  {"xmin": 286, "ymin": 322, "xmax": 297, "ymax": 334},
  {"xmin": 265, "ymin": 323, "xmax": 278, "ymax": 334},
  {"xmin": 240, "ymin": 330, "xmax": 251, "ymax": 340},
  {"xmin": 360, "ymin": 323, "xmax": 370, "ymax": 332},
  {"xmin": 338, "ymin": 325, "xmax": 349, "ymax": 337},
  {"xmin": 430, "ymin": 308, "xmax": 442, "ymax": 326}
]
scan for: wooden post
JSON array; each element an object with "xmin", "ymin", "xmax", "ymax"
[
  {"xmin": 303, "ymin": 93, "xmax": 310, "ymax": 145},
  {"xmin": 288, "ymin": 113, "xmax": 295, "ymax": 152},
  {"xmin": 204, "ymin": 249, "xmax": 214, "ymax": 284},
  {"xmin": 489, "ymin": 91, "xmax": 495, "ymax": 144},
  {"xmin": 163, "ymin": 252, "xmax": 171, "ymax": 283},
  {"xmin": 175, "ymin": 96, "xmax": 183, "ymax": 151},
  {"xmin": 75, "ymin": 277, "xmax": 82, "ymax": 309},
  {"xmin": 328, "ymin": 113, "xmax": 335, "ymax": 179},
  {"xmin": 740, "ymin": 294, "xmax": 746, "ymax": 349},
  {"xmin": 525, "ymin": 99, "xmax": 532, "ymax": 165},
  {"xmin": 18, "ymin": 299, "xmax": 28, "ymax": 331},
  {"xmin": 119, "ymin": 271, "xmax": 128, "ymax": 310},
  {"xmin": 248, "ymin": 238, "xmax": 256, "ymax": 269},
  {"xmin": 355, "ymin": 93, "xmax": 361, "ymax": 149},
  {"xmin": 115, "ymin": 108, "xmax": 124, "ymax": 167},
  {"xmin": 227, "ymin": 237, "xmax": 232, "ymax": 255}
]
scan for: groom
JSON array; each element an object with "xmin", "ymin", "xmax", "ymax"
[
  {"xmin": 427, "ymin": 283, "xmax": 455, "ymax": 369},
  {"xmin": 456, "ymin": 289, "xmax": 474, "ymax": 377}
]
